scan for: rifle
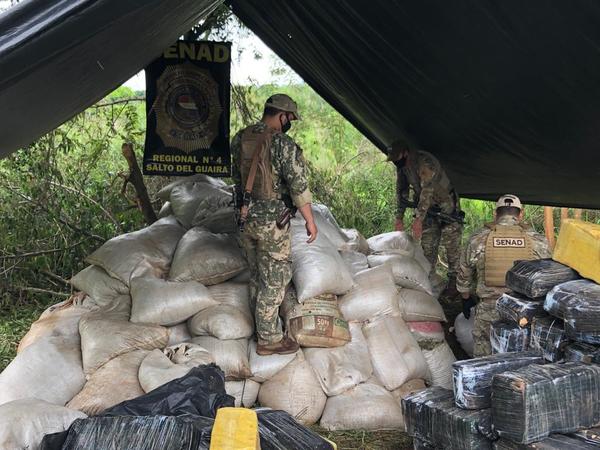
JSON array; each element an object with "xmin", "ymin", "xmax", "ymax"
[{"xmin": 399, "ymin": 198, "xmax": 465, "ymax": 225}]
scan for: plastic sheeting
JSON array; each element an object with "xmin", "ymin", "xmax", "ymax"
[
  {"xmin": 452, "ymin": 352, "xmax": 543, "ymax": 410},
  {"xmin": 494, "ymin": 435, "xmax": 600, "ymax": 449},
  {"xmin": 490, "ymin": 320, "xmax": 530, "ymax": 354},
  {"xmin": 529, "ymin": 317, "xmax": 569, "ymax": 362},
  {"xmin": 496, "ymin": 292, "xmax": 547, "ymax": 328},
  {"xmin": 492, "ymin": 362, "xmax": 600, "ymax": 444},
  {"xmin": 564, "ymin": 342, "xmax": 600, "ymax": 364},
  {"xmin": 505, "ymin": 259, "xmax": 579, "ymax": 298}
]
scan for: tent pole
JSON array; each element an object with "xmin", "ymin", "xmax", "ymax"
[{"xmin": 544, "ymin": 206, "xmax": 555, "ymax": 250}]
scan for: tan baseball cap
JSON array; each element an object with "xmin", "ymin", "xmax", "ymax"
[
  {"xmin": 496, "ymin": 194, "xmax": 523, "ymax": 210},
  {"xmin": 265, "ymin": 94, "xmax": 301, "ymax": 120}
]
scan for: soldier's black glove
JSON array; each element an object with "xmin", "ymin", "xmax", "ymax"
[{"xmin": 462, "ymin": 296, "xmax": 478, "ymax": 319}]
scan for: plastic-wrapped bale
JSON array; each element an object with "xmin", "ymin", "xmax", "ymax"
[
  {"xmin": 319, "ymin": 380, "xmax": 404, "ymax": 431},
  {"xmin": 362, "ymin": 313, "xmax": 429, "ymax": 390},
  {"xmin": 420, "ymin": 341, "xmax": 456, "ymax": 389},
  {"xmin": 85, "ymin": 217, "xmax": 185, "ymax": 285},
  {"xmin": 339, "ymin": 250, "xmax": 369, "ymax": 277},
  {"xmin": 564, "ymin": 342, "xmax": 600, "ymax": 364},
  {"xmin": 491, "ymin": 362, "xmax": 600, "ymax": 444},
  {"xmin": 56, "ymin": 415, "xmax": 214, "ymax": 450},
  {"xmin": 553, "ymin": 219, "xmax": 600, "ymax": 285},
  {"xmin": 529, "ymin": 317, "xmax": 568, "ymax": 362},
  {"xmin": 67, "ymin": 350, "xmax": 148, "ymax": 415},
  {"xmin": 505, "ymin": 259, "xmax": 579, "ymax": 298},
  {"xmin": 493, "ymin": 435, "xmax": 600, "ymax": 449},
  {"xmin": 190, "ymin": 336, "xmax": 252, "ymax": 380},
  {"xmin": 408, "ymin": 321, "xmax": 445, "ymax": 342},
  {"xmin": 248, "ymin": 340, "xmax": 299, "ymax": 383},
  {"xmin": 452, "ymin": 352, "xmax": 544, "ymax": 410},
  {"xmin": 225, "ymin": 380, "xmax": 261, "ymax": 407},
  {"xmin": 398, "ymin": 288, "xmax": 446, "ymax": 322},
  {"xmin": 169, "ymin": 228, "xmax": 247, "ymax": 285},
  {"xmin": 257, "ymin": 409, "xmax": 335, "ymax": 450},
  {"xmin": 402, "ymin": 387, "xmax": 495, "ymax": 450},
  {"xmin": 282, "ymin": 291, "xmax": 351, "ymax": 348},
  {"xmin": 545, "ymin": 280, "xmax": 600, "ymax": 344},
  {"xmin": 304, "ymin": 322, "xmax": 373, "ymax": 396},
  {"xmin": 290, "ymin": 216, "xmax": 354, "ymax": 301},
  {"xmin": 340, "ymin": 228, "xmax": 369, "ymax": 254},
  {"xmin": 0, "ymin": 399, "xmax": 86, "ymax": 450},
  {"xmin": 258, "ymin": 352, "xmax": 327, "ymax": 426},
  {"xmin": 454, "ymin": 309, "xmax": 475, "ymax": 356},
  {"xmin": 413, "ymin": 437, "xmax": 436, "ymax": 449},
  {"xmin": 496, "ymin": 292, "xmax": 547, "ymax": 327},
  {"xmin": 491, "ymin": 320, "xmax": 530, "ymax": 353},
  {"xmin": 338, "ymin": 265, "xmax": 400, "ymax": 322},
  {"xmin": 0, "ymin": 336, "xmax": 85, "ymax": 407},
  {"xmin": 367, "ymin": 253, "xmax": 433, "ymax": 294}
]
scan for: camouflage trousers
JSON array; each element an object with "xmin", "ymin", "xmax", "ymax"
[
  {"xmin": 421, "ymin": 218, "xmax": 462, "ymax": 276},
  {"xmin": 239, "ymin": 218, "xmax": 291, "ymax": 344},
  {"xmin": 472, "ymin": 297, "xmax": 500, "ymax": 357}
]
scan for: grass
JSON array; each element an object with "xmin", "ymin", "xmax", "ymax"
[{"xmin": 313, "ymin": 427, "xmax": 413, "ymax": 450}]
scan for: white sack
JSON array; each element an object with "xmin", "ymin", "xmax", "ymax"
[
  {"xmin": 454, "ymin": 310, "xmax": 474, "ymax": 357},
  {"xmin": 407, "ymin": 321, "xmax": 445, "ymax": 342},
  {"xmin": 367, "ymin": 231, "xmax": 415, "ymax": 256},
  {"xmin": 193, "ymin": 206, "xmax": 236, "ymax": 233},
  {"xmin": 225, "ymin": 380, "xmax": 261, "ymax": 407},
  {"xmin": 429, "ymin": 272, "xmax": 446, "ymax": 299},
  {"xmin": 79, "ymin": 317, "xmax": 168, "ymax": 376},
  {"xmin": 311, "ymin": 203, "xmax": 348, "ymax": 249},
  {"xmin": 85, "ymin": 217, "xmax": 185, "ymax": 285},
  {"xmin": 340, "ymin": 228, "xmax": 369, "ymax": 254},
  {"xmin": 291, "ymin": 217, "xmax": 354, "ymax": 301},
  {"xmin": 0, "ymin": 399, "xmax": 86, "ymax": 450},
  {"xmin": 207, "ymin": 282, "xmax": 251, "ymax": 314},
  {"xmin": 67, "ymin": 350, "xmax": 147, "ymax": 415},
  {"xmin": 188, "ymin": 304, "xmax": 254, "ymax": 339},
  {"xmin": 157, "ymin": 201, "xmax": 173, "ymax": 219},
  {"xmin": 169, "ymin": 228, "xmax": 246, "ymax": 285},
  {"xmin": 421, "ymin": 341, "xmax": 456, "ymax": 390},
  {"xmin": 0, "ymin": 336, "xmax": 85, "ymax": 407},
  {"xmin": 191, "ymin": 336, "xmax": 252, "ymax": 380},
  {"xmin": 304, "ymin": 322, "xmax": 372, "ymax": 396},
  {"xmin": 70, "ymin": 265, "xmax": 129, "ymax": 303},
  {"xmin": 248, "ymin": 340, "xmax": 299, "ymax": 383},
  {"xmin": 362, "ymin": 313, "xmax": 429, "ymax": 390},
  {"xmin": 319, "ymin": 381, "xmax": 404, "ymax": 431},
  {"xmin": 169, "ymin": 182, "xmax": 231, "ymax": 228},
  {"xmin": 391, "ymin": 379, "xmax": 427, "ymax": 404},
  {"xmin": 130, "ymin": 275, "xmax": 217, "ymax": 326},
  {"xmin": 138, "ymin": 343, "xmax": 215, "ymax": 393},
  {"xmin": 157, "ymin": 174, "xmax": 227, "ymax": 201},
  {"xmin": 368, "ymin": 254, "xmax": 433, "ymax": 294},
  {"xmin": 167, "ymin": 323, "xmax": 192, "ymax": 346},
  {"xmin": 339, "ymin": 250, "xmax": 369, "ymax": 278},
  {"xmin": 339, "ymin": 265, "xmax": 399, "ymax": 322},
  {"xmin": 258, "ymin": 352, "xmax": 327, "ymax": 426},
  {"xmin": 398, "ymin": 288, "xmax": 447, "ymax": 322}
]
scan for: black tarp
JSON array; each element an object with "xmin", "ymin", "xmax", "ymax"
[
  {"xmin": 229, "ymin": 0, "xmax": 600, "ymax": 208},
  {"xmin": 0, "ymin": 0, "xmax": 221, "ymax": 154}
]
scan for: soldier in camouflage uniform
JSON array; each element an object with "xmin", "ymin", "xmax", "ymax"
[
  {"xmin": 457, "ymin": 195, "xmax": 551, "ymax": 356},
  {"xmin": 388, "ymin": 139, "xmax": 463, "ymax": 297},
  {"xmin": 231, "ymin": 94, "xmax": 317, "ymax": 356}
]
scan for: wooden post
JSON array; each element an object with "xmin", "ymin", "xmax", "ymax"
[
  {"xmin": 574, "ymin": 209, "xmax": 583, "ymax": 220},
  {"xmin": 121, "ymin": 143, "xmax": 157, "ymax": 225},
  {"xmin": 560, "ymin": 207, "xmax": 569, "ymax": 222},
  {"xmin": 544, "ymin": 206, "xmax": 555, "ymax": 250}
]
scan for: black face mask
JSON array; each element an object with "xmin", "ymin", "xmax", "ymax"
[
  {"xmin": 280, "ymin": 114, "xmax": 292, "ymax": 133},
  {"xmin": 394, "ymin": 157, "xmax": 407, "ymax": 169}
]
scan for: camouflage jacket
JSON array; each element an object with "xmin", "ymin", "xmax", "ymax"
[
  {"xmin": 456, "ymin": 216, "xmax": 552, "ymax": 300},
  {"xmin": 396, "ymin": 150, "xmax": 457, "ymax": 220},
  {"xmin": 231, "ymin": 122, "xmax": 312, "ymax": 222}
]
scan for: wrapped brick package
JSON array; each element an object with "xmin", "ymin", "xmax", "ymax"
[
  {"xmin": 496, "ymin": 292, "xmax": 547, "ymax": 327},
  {"xmin": 493, "ymin": 435, "xmax": 599, "ymax": 449},
  {"xmin": 564, "ymin": 342, "xmax": 600, "ymax": 364},
  {"xmin": 453, "ymin": 352, "xmax": 543, "ymax": 410},
  {"xmin": 571, "ymin": 426, "xmax": 600, "ymax": 446},
  {"xmin": 492, "ymin": 362, "xmax": 600, "ymax": 444},
  {"xmin": 529, "ymin": 317, "xmax": 568, "ymax": 362},
  {"xmin": 402, "ymin": 387, "xmax": 495, "ymax": 450},
  {"xmin": 490, "ymin": 320, "xmax": 530, "ymax": 354},
  {"xmin": 505, "ymin": 259, "xmax": 579, "ymax": 298},
  {"xmin": 545, "ymin": 280, "xmax": 600, "ymax": 343}
]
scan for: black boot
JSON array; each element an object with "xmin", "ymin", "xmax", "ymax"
[{"xmin": 441, "ymin": 274, "xmax": 459, "ymax": 299}]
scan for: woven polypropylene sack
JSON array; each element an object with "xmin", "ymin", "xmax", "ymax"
[
  {"xmin": 70, "ymin": 265, "xmax": 129, "ymax": 303},
  {"xmin": 225, "ymin": 380, "xmax": 261, "ymax": 407},
  {"xmin": 188, "ymin": 304, "xmax": 254, "ymax": 340},
  {"xmin": 304, "ymin": 322, "xmax": 373, "ymax": 396},
  {"xmin": 67, "ymin": 350, "xmax": 148, "ymax": 415},
  {"xmin": 339, "ymin": 250, "xmax": 369, "ymax": 278},
  {"xmin": 291, "ymin": 217, "xmax": 354, "ymax": 301},
  {"xmin": 157, "ymin": 174, "xmax": 227, "ymax": 201},
  {"xmin": 0, "ymin": 336, "xmax": 85, "ymax": 407},
  {"xmin": 192, "ymin": 206, "xmax": 236, "ymax": 233},
  {"xmin": 408, "ymin": 321, "xmax": 445, "ymax": 342},
  {"xmin": 191, "ymin": 336, "xmax": 252, "ymax": 380},
  {"xmin": 248, "ymin": 340, "xmax": 299, "ymax": 383},
  {"xmin": 398, "ymin": 288, "xmax": 446, "ymax": 322},
  {"xmin": 130, "ymin": 276, "xmax": 217, "ymax": 326},
  {"xmin": 367, "ymin": 231, "xmax": 415, "ymax": 256},
  {"xmin": 320, "ymin": 381, "xmax": 404, "ymax": 431},
  {"xmin": 0, "ymin": 399, "xmax": 86, "ymax": 450},
  {"xmin": 339, "ymin": 265, "xmax": 400, "ymax": 322},
  {"xmin": 340, "ymin": 228, "xmax": 369, "ymax": 254},
  {"xmin": 167, "ymin": 323, "xmax": 192, "ymax": 346},
  {"xmin": 169, "ymin": 228, "xmax": 246, "ymax": 285},
  {"xmin": 421, "ymin": 341, "xmax": 456, "ymax": 389},
  {"xmin": 258, "ymin": 352, "xmax": 327, "ymax": 426},
  {"xmin": 311, "ymin": 203, "xmax": 349, "ymax": 250},
  {"xmin": 362, "ymin": 313, "xmax": 428, "ymax": 390},
  {"xmin": 368, "ymin": 254, "xmax": 433, "ymax": 294},
  {"xmin": 169, "ymin": 181, "xmax": 231, "ymax": 228}
]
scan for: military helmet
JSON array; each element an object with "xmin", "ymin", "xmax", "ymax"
[
  {"xmin": 496, "ymin": 194, "xmax": 523, "ymax": 210},
  {"xmin": 265, "ymin": 94, "xmax": 301, "ymax": 120}
]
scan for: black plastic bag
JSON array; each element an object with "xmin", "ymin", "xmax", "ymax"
[
  {"xmin": 505, "ymin": 259, "xmax": 578, "ymax": 298},
  {"xmin": 491, "ymin": 320, "xmax": 530, "ymax": 354},
  {"xmin": 545, "ymin": 280, "xmax": 600, "ymax": 342},
  {"xmin": 492, "ymin": 362, "xmax": 600, "ymax": 444},
  {"xmin": 496, "ymin": 292, "xmax": 547, "ymax": 327},
  {"xmin": 493, "ymin": 435, "xmax": 599, "ymax": 449},
  {"xmin": 564, "ymin": 342, "xmax": 600, "ymax": 364},
  {"xmin": 529, "ymin": 317, "xmax": 569, "ymax": 362},
  {"xmin": 452, "ymin": 352, "xmax": 543, "ymax": 410},
  {"xmin": 103, "ymin": 365, "xmax": 234, "ymax": 418},
  {"xmin": 257, "ymin": 409, "xmax": 333, "ymax": 450}
]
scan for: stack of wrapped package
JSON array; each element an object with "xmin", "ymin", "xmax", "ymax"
[{"xmin": 0, "ymin": 174, "xmax": 459, "ymax": 448}]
